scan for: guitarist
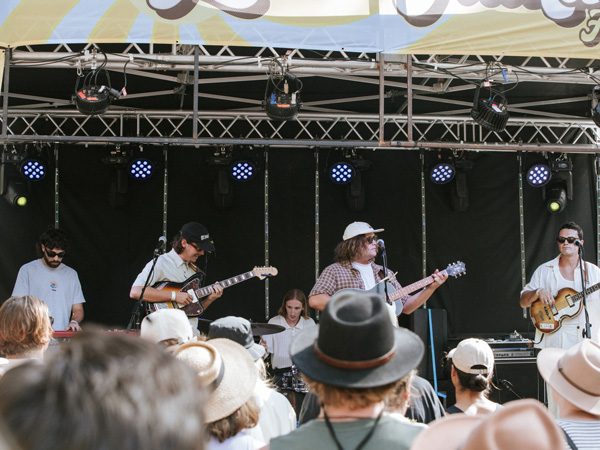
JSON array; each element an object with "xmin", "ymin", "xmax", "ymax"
[
  {"xmin": 308, "ymin": 221, "xmax": 448, "ymax": 322},
  {"xmin": 520, "ymin": 222, "xmax": 600, "ymax": 416},
  {"xmin": 129, "ymin": 222, "xmax": 223, "ymax": 330}
]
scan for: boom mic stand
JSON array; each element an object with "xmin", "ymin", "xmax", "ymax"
[
  {"xmin": 127, "ymin": 247, "xmax": 161, "ymax": 332},
  {"xmin": 577, "ymin": 242, "xmax": 592, "ymax": 339}
]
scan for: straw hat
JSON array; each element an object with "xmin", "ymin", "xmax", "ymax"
[
  {"xmin": 411, "ymin": 399, "xmax": 564, "ymax": 450},
  {"xmin": 537, "ymin": 339, "xmax": 600, "ymax": 415},
  {"xmin": 448, "ymin": 338, "xmax": 494, "ymax": 375},
  {"xmin": 291, "ymin": 290, "xmax": 423, "ymax": 388},
  {"xmin": 175, "ymin": 339, "xmax": 257, "ymax": 423}
]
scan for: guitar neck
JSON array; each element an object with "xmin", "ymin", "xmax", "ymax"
[
  {"xmin": 389, "ymin": 271, "xmax": 446, "ymax": 302},
  {"xmin": 194, "ymin": 271, "xmax": 255, "ymax": 299},
  {"xmin": 572, "ymin": 281, "xmax": 600, "ymax": 303}
]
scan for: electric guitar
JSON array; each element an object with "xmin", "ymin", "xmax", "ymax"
[
  {"xmin": 530, "ymin": 282, "xmax": 600, "ymax": 334},
  {"xmin": 339, "ymin": 261, "xmax": 466, "ymax": 315},
  {"xmin": 146, "ymin": 266, "xmax": 278, "ymax": 317}
]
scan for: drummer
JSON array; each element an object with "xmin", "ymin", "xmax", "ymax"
[{"xmin": 261, "ymin": 289, "xmax": 316, "ymax": 387}]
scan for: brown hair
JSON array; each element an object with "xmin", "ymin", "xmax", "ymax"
[
  {"xmin": 306, "ymin": 376, "xmax": 401, "ymax": 410},
  {"xmin": 0, "ymin": 296, "xmax": 53, "ymax": 357},
  {"xmin": 453, "ymin": 365, "xmax": 492, "ymax": 394},
  {"xmin": 334, "ymin": 235, "xmax": 369, "ymax": 264},
  {"xmin": 384, "ymin": 370, "xmax": 415, "ymax": 412},
  {"xmin": 277, "ymin": 289, "xmax": 310, "ymax": 319},
  {"xmin": 207, "ymin": 397, "xmax": 260, "ymax": 442}
]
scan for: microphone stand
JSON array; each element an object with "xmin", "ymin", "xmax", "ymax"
[
  {"xmin": 577, "ymin": 243, "xmax": 592, "ymax": 339},
  {"xmin": 380, "ymin": 245, "xmax": 391, "ymax": 304},
  {"xmin": 127, "ymin": 249, "xmax": 161, "ymax": 332}
]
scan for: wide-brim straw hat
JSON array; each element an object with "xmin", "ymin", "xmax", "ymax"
[
  {"xmin": 537, "ymin": 339, "xmax": 600, "ymax": 415},
  {"xmin": 175, "ymin": 338, "xmax": 257, "ymax": 423},
  {"xmin": 291, "ymin": 290, "xmax": 423, "ymax": 388}
]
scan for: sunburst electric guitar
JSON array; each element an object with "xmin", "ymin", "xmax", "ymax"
[
  {"xmin": 146, "ymin": 266, "xmax": 278, "ymax": 317},
  {"xmin": 339, "ymin": 261, "xmax": 466, "ymax": 315},
  {"xmin": 530, "ymin": 282, "xmax": 600, "ymax": 334}
]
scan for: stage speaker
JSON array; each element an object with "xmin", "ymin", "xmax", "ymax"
[
  {"xmin": 402, "ymin": 309, "xmax": 447, "ymax": 380},
  {"xmin": 489, "ymin": 358, "xmax": 545, "ymax": 404}
]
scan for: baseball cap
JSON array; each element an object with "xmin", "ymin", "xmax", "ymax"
[
  {"xmin": 181, "ymin": 222, "xmax": 215, "ymax": 252},
  {"xmin": 448, "ymin": 338, "xmax": 494, "ymax": 375},
  {"xmin": 342, "ymin": 221, "xmax": 384, "ymax": 240},
  {"xmin": 140, "ymin": 309, "xmax": 195, "ymax": 349}
]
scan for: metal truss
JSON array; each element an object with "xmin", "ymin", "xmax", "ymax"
[{"xmin": 3, "ymin": 44, "xmax": 600, "ymax": 152}]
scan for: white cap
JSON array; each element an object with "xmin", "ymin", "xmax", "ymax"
[
  {"xmin": 140, "ymin": 309, "xmax": 194, "ymax": 348},
  {"xmin": 448, "ymin": 338, "xmax": 494, "ymax": 375},
  {"xmin": 342, "ymin": 221, "xmax": 384, "ymax": 240}
]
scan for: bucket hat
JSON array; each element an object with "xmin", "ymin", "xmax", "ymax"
[{"xmin": 208, "ymin": 316, "xmax": 265, "ymax": 361}]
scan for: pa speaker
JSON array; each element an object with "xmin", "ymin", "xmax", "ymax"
[
  {"xmin": 489, "ymin": 357, "xmax": 545, "ymax": 404},
  {"xmin": 402, "ymin": 309, "xmax": 448, "ymax": 380}
]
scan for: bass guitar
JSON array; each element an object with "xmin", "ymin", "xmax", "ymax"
[
  {"xmin": 530, "ymin": 282, "xmax": 600, "ymax": 334},
  {"xmin": 146, "ymin": 266, "xmax": 278, "ymax": 317},
  {"xmin": 339, "ymin": 261, "xmax": 466, "ymax": 316}
]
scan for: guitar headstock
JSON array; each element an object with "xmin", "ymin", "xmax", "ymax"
[
  {"xmin": 445, "ymin": 261, "xmax": 466, "ymax": 278},
  {"xmin": 253, "ymin": 266, "xmax": 278, "ymax": 280}
]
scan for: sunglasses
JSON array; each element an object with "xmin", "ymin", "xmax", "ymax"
[
  {"xmin": 556, "ymin": 236, "xmax": 579, "ymax": 244},
  {"xmin": 45, "ymin": 249, "xmax": 66, "ymax": 258},
  {"xmin": 365, "ymin": 235, "xmax": 378, "ymax": 244}
]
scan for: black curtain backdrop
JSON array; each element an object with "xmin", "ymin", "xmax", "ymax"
[{"xmin": 0, "ymin": 147, "xmax": 597, "ymax": 339}]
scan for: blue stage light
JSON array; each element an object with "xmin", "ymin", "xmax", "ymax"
[
  {"xmin": 20, "ymin": 159, "xmax": 46, "ymax": 181},
  {"xmin": 329, "ymin": 162, "xmax": 355, "ymax": 185},
  {"xmin": 128, "ymin": 158, "xmax": 154, "ymax": 180},
  {"xmin": 230, "ymin": 161, "xmax": 256, "ymax": 181},
  {"xmin": 526, "ymin": 163, "xmax": 551, "ymax": 187},
  {"xmin": 430, "ymin": 163, "xmax": 455, "ymax": 184}
]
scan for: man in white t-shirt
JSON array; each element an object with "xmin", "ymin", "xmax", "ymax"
[
  {"xmin": 308, "ymin": 221, "xmax": 447, "ymax": 317},
  {"xmin": 12, "ymin": 227, "xmax": 85, "ymax": 331}
]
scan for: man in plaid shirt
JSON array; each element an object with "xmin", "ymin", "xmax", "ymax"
[{"xmin": 308, "ymin": 222, "xmax": 447, "ymax": 317}]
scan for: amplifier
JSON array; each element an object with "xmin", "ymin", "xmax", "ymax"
[{"xmin": 485, "ymin": 338, "xmax": 538, "ymax": 360}]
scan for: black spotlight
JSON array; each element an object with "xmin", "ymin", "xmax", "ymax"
[
  {"xmin": 471, "ymin": 85, "xmax": 509, "ymax": 132},
  {"xmin": 329, "ymin": 161, "xmax": 356, "ymax": 185},
  {"xmin": 592, "ymin": 86, "xmax": 600, "ymax": 127},
  {"xmin": 526, "ymin": 162, "xmax": 551, "ymax": 187},
  {"xmin": 544, "ymin": 180, "xmax": 567, "ymax": 213},
  {"xmin": 263, "ymin": 72, "xmax": 303, "ymax": 121},
  {"xmin": 230, "ymin": 160, "xmax": 256, "ymax": 182},
  {"xmin": 74, "ymin": 57, "xmax": 123, "ymax": 116},
  {"xmin": 430, "ymin": 163, "xmax": 456, "ymax": 184},
  {"xmin": 128, "ymin": 158, "xmax": 155, "ymax": 180}
]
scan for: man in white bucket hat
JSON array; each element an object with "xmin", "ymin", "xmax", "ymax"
[{"xmin": 308, "ymin": 221, "xmax": 447, "ymax": 318}]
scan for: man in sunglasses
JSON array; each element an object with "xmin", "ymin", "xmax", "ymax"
[
  {"xmin": 520, "ymin": 221, "xmax": 600, "ymax": 416},
  {"xmin": 11, "ymin": 227, "xmax": 84, "ymax": 332},
  {"xmin": 129, "ymin": 222, "xmax": 223, "ymax": 331},
  {"xmin": 308, "ymin": 221, "xmax": 448, "ymax": 319}
]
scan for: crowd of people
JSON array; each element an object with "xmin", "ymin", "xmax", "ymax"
[{"xmin": 0, "ymin": 220, "xmax": 597, "ymax": 448}]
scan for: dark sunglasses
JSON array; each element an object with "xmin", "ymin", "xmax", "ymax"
[
  {"xmin": 365, "ymin": 235, "xmax": 378, "ymax": 244},
  {"xmin": 45, "ymin": 249, "xmax": 66, "ymax": 258},
  {"xmin": 556, "ymin": 236, "xmax": 578, "ymax": 244}
]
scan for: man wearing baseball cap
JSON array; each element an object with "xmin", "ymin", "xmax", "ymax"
[
  {"xmin": 308, "ymin": 221, "xmax": 447, "ymax": 316},
  {"xmin": 130, "ymin": 222, "xmax": 223, "ymax": 330}
]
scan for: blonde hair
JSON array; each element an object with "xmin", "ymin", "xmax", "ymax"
[
  {"xmin": 0, "ymin": 296, "xmax": 53, "ymax": 357},
  {"xmin": 385, "ymin": 370, "xmax": 415, "ymax": 412},
  {"xmin": 306, "ymin": 376, "xmax": 401, "ymax": 410},
  {"xmin": 207, "ymin": 397, "xmax": 259, "ymax": 442}
]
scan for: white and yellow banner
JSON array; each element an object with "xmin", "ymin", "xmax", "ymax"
[{"xmin": 0, "ymin": 0, "xmax": 599, "ymax": 57}]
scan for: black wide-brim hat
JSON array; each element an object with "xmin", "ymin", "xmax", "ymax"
[{"xmin": 291, "ymin": 290, "xmax": 424, "ymax": 388}]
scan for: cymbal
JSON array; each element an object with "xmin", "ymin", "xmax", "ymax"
[{"xmin": 251, "ymin": 323, "xmax": 285, "ymax": 336}]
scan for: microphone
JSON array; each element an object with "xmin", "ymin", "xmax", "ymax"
[
  {"xmin": 575, "ymin": 239, "xmax": 583, "ymax": 247},
  {"xmin": 377, "ymin": 239, "xmax": 385, "ymax": 249},
  {"xmin": 154, "ymin": 236, "xmax": 166, "ymax": 254}
]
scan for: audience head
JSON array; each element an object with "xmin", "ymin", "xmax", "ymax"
[
  {"xmin": 175, "ymin": 339, "xmax": 259, "ymax": 442},
  {"xmin": 411, "ymin": 399, "xmax": 563, "ymax": 450},
  {"xmin": 291, "ymin": 290, "xmax": 423, "ymax": 409},
  {"xmin": 207, "ymin": 316, "xmax": 265, "ymax": 361},
  {"xmin": 0, "ymin": 296, "xmax": 52, "ymax": 358},
  {"xmin": 0, "ymin": 330, "xmax": 206, "ymax": 450},
  {"xmin": 278, "ymin": 288, "xmax": 310, "ymax": 320},
  {"xmin": 140, "ymin": 309, "xmax": 195, "ymax": 351},
  {"xmin": 537, "ymin": 339, "xmax": 600, "ymax": 416},
  {"xmin": 448, "ymin": 338, "xmax": 495, "ymax": 393}
]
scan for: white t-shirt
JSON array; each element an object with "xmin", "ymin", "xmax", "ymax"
[
  {"xmin": 263, "ymin": 315, "xmax": 316, "ymax": 369},
  {"xmin": 352, "ymin": 262, "xmax": 377, "ymax": 290}
]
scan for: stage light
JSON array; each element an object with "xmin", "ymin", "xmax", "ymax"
[
  {"xmin": 545, "ymin": 181, "xmax": 567, "ymax": 213},
  {"xmin": 471, "ymin": 85, "xmax": 509, "ymax": 132},
  {"xmin": 526, "ymin": 162, "xmax": 551, "ymax": 187},
  {"xmin": 20, "ymin": 159, "xmax": 46, "ymax": 181},
  {"xmin": 3, "ymin": 179, "xmax": 28, "ymax": 207},
  {"xmin": 128, "ymin": 158, "xmax": 154, "ymax": 180},
  {"xmin": 430, "ymin": 163, "xmax": 456, "ymax": 184},
  {"xmin": 230, "ymin": 160, "xmax": 256, "ymax": 181},
  {"xmin": 329, "ymin": 162, "xmax": 356, "ymax": 185},
  {"xmin": 263, "ymin": 69, "xmax": 303, "ymax": 121},
  {"xmin": 74, "ymin": 53, "xmax": 124, "ymax": 116}
]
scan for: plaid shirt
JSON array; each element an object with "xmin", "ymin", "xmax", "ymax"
[{"xmin": 310, "ymin": 260, "xmax": 407, "ymax": 304}]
